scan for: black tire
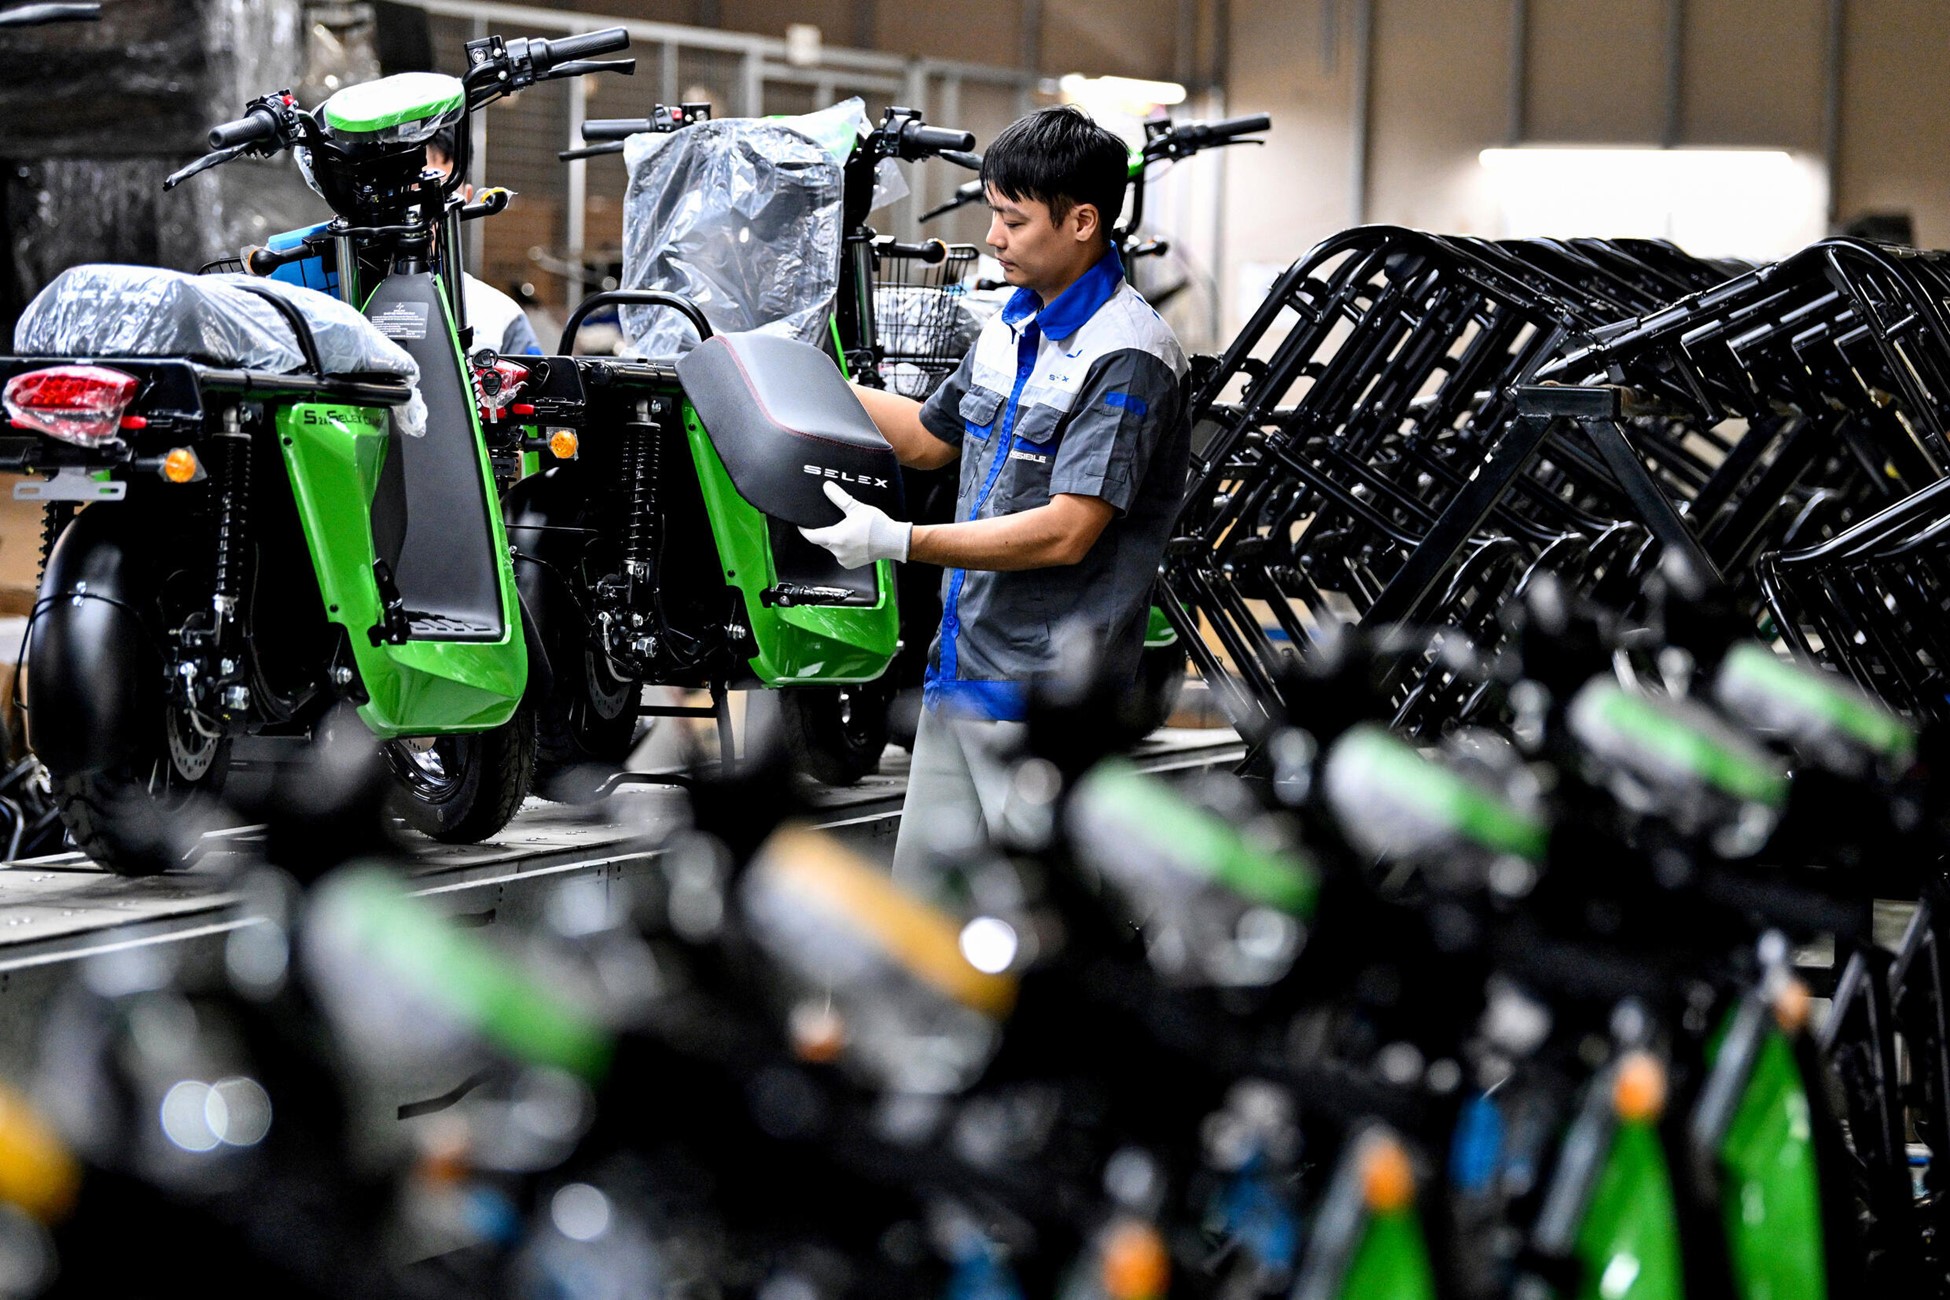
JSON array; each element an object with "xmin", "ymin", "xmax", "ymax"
[
  {"xmin": 778, "ymin": 682, "xmax": 892, "ymax": 786},
  {"xmin": 533, "ymin": 646, "xmax": 641, "ymax": 801},
  {"xmin": 52, "ymin": 706, "xmax": 231, "ymax": 875},
  {"xmin": 1125, "ymin": 641, "xmax": 1190, "ymax": 741},
  {"xmin": 386, "ymin": 704, "xmax": 536, "ymax": 843}
]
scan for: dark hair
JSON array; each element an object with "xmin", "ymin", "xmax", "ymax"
[
  {"xmin": 981, "ymin": 105, "xmax": 1128, "ymax": 237},
  {"xmin": 427, "ymin": 125, "xmax": 459, "ymax": 169}
]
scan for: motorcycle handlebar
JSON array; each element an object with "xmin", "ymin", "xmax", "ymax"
[
  {"xmin": 877, "ymin": 239, "xmax": 948, "ymax": 265},
  {"xmin": 247, "ymin": 243, "xmax": 311, "ymax": 276},
  {"xmin": 1179, "ymin": 114, "xmax": 1269, "ymax": 144},
  {"xmin": 582, "ymin": 118, "xmax": 649, "ymax": 141},
  {"xmin": 899, "ymin": 123, "xmax": 976, "ymax": 159},
  {"xmin": 208, "ymin": 107, "xmax": 280, "ymax": 151},
  {"xmin": 0, "ymin": 2, "xmax": 100, "ymax": 26},
  {"xmin": 535, "ymin": 26, "xmax": 629, "ymax": 70}
]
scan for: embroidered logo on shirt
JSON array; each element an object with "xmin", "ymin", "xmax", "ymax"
[{"xmin": 1008, "ymin": 449, "xmax": 1049, "ymax": 464}]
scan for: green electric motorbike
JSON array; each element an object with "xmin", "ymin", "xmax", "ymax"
[
  {"xmin": 0, "ymin": 26, "xmax": 637, "ymax": 870},
  {"xmin": 480, "ymin": 112, "xmax": 952, "ymax": 796}
]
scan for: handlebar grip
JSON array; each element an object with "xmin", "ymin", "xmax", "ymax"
[
  {"xmin": 1200, "ymin": 114, "xmax": 1270, "ymax": 141},
  {"xmin": 902, "ymin": 124, "xmax": 977, "ymax": 158},
  {"xmin": 540, "ymin": 26, "xmax": 629, "ymax": 67},
  {"xmin": 878, "ymin": 239, "xmax": 948, "ymax": 264},
  {"xmin": 208, "ymin": 108, "xmax": 279, "ymax": 151},
  {"xmin": 582, "ymin": 118, "xmax": 650, "ymax": 142},
  {"xmin": 247, "ymin": 243, "xmax": 309, "ymax": 276}
]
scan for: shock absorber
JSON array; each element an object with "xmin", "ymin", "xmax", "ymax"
[
  {"xmin": 209, "ymin": 410, "xmax": 253, "ymax": 627},
  {"xmin": 621, "ymin": 397, "xmax": 664, "ymax": 600},
  {"xmin": 36, "ymin": 503, "xmax": 74, "ymax": 589}
]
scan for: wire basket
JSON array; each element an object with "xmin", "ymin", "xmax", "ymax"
[{"xmin": 873, "ymin": 239, "xmax": 979, "ymax": 399}]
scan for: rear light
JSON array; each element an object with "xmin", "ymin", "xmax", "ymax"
[
  {"xmin": 474, "ymin": 359, "xmax": 531, "ymax": 422},
  {"xmin": 3, "ymin": 365, "xmax": 139, "ymax": 447}
]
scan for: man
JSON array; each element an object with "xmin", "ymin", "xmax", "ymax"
[
  {"xmin": 424, "ymin": 128, "xmax": 544, "ymax": 357},
  {"xmin": 799, "ymin": 105, "xmax": 1189, "ymax": 882}
]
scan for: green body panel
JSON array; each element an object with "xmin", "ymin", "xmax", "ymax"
[
  {"xmin": 1338, "ymin": 1207, "xmax": 1438, "ymax": 1300},
  {"xmin": 1335, "ymin": 725, "xmax": 1550, "ymax": 861},
  {"xmin": 1719, "ymin": 642, "xmax": 1915, "ymax": 765},
  {"xmin": 828, "ymin": 316, "xmax": 850, "ymax": 377},
  {"xmin": 1714, "ymin": 1028, "xmax": 1826, "ymax": 1300},
  {"xmin": 1575, "ymin": 1119, "xmax": 1685, "ymax": 1300},
  {"xmin": 276, "ymin": 396, "xmax": 525, "ymax": 738},
  {"xmin": 322, "ymin": 72, "xmax": 466, "ymax": 137},
  {"xmin": 1589, "ymin": 688, "xmax": 1788, "ymax": 807},
  {"xmin": 682, "ymin": 404, "xmax": 899, "ymax": 685},
  {"xmin": 1076, "ymin": 759, "xmax": 1318, "ymax": 913},
  {"xmin": 323, "ymin": 869, "xmax": 611, "ymax": 1079},
  {"xmin": 1143, "ymin": 603, "xmax": 1177, "ymax": 648}
]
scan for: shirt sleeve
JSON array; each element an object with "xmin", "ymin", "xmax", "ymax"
[
  {"xmin": 500, "ymin": 311, "xmax": 544, "ymax": 357},
  {"xmin": 917, "ymin": 349, "xmax": 977, "ymax": 447},
  {"xmin": 1047, "ymin": 348, "xmax": 1182, "ymax": 514}
]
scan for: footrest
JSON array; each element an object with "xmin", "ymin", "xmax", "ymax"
[
  {"xmin": 760, "ymin": 583, "xmax": 878, "ymax": 608},
  {"xmin": 406, "ymin": 612, "xmax": 502, "ymax": 640}
]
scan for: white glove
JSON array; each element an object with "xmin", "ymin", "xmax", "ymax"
[{"xmin": 798, "ymin": 481, "xmax": 912, "ymax": 568}]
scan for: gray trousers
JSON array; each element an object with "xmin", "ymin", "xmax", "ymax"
[{"xmin": 889, "ymin": 707, "xmax": 1025, "ymax": 891}]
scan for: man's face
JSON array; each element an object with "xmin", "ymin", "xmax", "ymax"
[{"xmin": 985, "ymin": 187, "xmax": 1096, "ymax": 299}]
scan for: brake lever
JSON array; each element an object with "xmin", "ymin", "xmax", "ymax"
[
  {"xmin": 940, "ymin": 149, "xmax": 983, "ymax": 171},
  {"xmin": 1149, "ymin": 135, "xmax": 1265, "ymax": 165},
  {"xmin": 919, "ymin": 178, "xmax": 985, "ymax": 223},
  {"xmin": 162, "ymin": 143, "xmax": 250, "ymax": 191},
  {"xmin": 457, "ymin": 187, "xmax": 514, "ymax": 221},
  {"xmin": 557, "ymin": 142, "xmax": 626, "ymax": 162},
  {"xmin": 542, "ymin": 57, "xmax": 636, "ymax": 80}
]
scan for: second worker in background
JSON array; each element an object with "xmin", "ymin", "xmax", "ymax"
[{"xmin": 799, "ymin": 105, "xmax": 1190, "ymax": 883}]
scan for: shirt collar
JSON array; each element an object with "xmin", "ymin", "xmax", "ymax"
[{"xmin": 999, "ymin": 245, "xmax": 1126, "ymax": 341}]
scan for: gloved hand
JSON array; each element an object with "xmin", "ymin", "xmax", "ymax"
[{"xmin": 798, "ymin": 481, "xmax": 912, "ymax": 568}]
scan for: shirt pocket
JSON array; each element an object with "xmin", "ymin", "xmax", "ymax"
[
  {"xmin": 959, "ymin": 387, "xmax": 1004, "ymax": 441},
  {"xmin": 993, "ymin": 403, "xmax": 1063, "ymax": 514}
]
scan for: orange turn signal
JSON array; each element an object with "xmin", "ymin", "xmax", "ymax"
[
  {"xmin": 1360, "ymin": 1133, "xmax": 1416, "ymax": 1213},
  {"xmin": 0, "ymin": 1082, "xmax": 80, "ymax": 1222},
  {"xmin": 1612, "ymin": 1051, "xmax": 1668, "ymax": 1123},
  {"xmin": 789, "ymin": 1001, "xmax": 847, "ymax": 1064},
  {"xmin": 548, "ymin": 429, "xmax": 579, "ymax": 460},
  {"xmin": 1100, "ymin": 1220, "xmax": 1169, "ymax": 1300},
  {"xmin": 161, "ymin": 447, "xmax": 199, "ymax": 484},
  {"xmin": 1774, "ymin": 977, "xmax": 1812, "ymax": 1035}
]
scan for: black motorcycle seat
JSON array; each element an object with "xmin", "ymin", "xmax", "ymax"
[{"xmin": 675, "ymin": 332, "xmax": 902, "ymax": 530}]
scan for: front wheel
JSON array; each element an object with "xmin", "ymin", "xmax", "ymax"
[
  {"xmin": 778, "ymin": 682, "xmax": 892, "ymax": 786},
  {"xmin": 53, "ymin": 705, "xmax": 231, "ymax": 875},
  {"xmin": 386, "ymin": 705, "xmax": 536, "ymax": 844}
]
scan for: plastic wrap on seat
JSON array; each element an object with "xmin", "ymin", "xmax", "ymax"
[
  {"xmin": 618, "ymin": 100, "xmax": 872, "ymax": 360},
  {"xmin": 14, "ymin": 264, "xmax": 426, "ymax": 433}
]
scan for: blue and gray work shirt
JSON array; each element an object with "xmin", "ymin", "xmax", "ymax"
[{"xmin": 917, "ymin": 247, "xmax": 1189, "ymax": 721}]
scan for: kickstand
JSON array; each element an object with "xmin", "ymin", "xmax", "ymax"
[{"xmin": 712, "ymin": 680, "xmax": 736, "ymax": 776}]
